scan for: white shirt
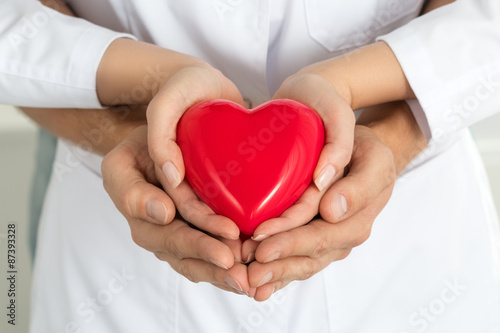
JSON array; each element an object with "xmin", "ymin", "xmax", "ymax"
[{"xmin": 1, "ymin": 0, "xmax": 500, "ymax": 332}]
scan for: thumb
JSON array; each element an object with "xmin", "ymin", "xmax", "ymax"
[
  {"xmin": 147, "ymin": 66, "xmax": 243, "ymax": 189},
  {"xmin": 274, "ymin": 73, "xmax": 355, "ymax": 192},
  {"xmin": 312, "ymin": 90, "xmax": 355, "ymax": 192}
]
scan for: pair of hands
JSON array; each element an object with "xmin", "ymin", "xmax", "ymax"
[{"xmin": 102, "ymin": 61, "xmax": 398, "ymax": 301}]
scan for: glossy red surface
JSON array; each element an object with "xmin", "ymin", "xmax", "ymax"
[{"xmin": 177, "ymin": 99, "xmax": 324, "ymax": 235}]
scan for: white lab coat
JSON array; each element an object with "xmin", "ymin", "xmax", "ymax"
[{"xmin": 1, "ymin": 0, "xmax": 500, "ymax": 332}]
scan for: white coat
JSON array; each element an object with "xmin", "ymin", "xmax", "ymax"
[{"xmin": 1, "ymin": 0, "xmax": 500, "ymax": 332}]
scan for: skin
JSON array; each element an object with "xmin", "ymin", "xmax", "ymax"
[{"xmin": 21, "ymin": 0, "xmax": 451, "ymax": 300}]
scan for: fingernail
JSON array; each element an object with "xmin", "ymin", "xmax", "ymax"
[
  {"xmin": 257, "ymin": 272, "xmax": 273, "ymax": 287},
  {"xmin": 210, "ymin": 258, "xmax": 228, "ymax": 270},
  {"xmin": 146, "ymin": 199, "xmax": 168, "ymax": 224},
  {"xmin": 332, "ymin": 194, "xmax": 348, "ymax": 220},
  {"xmin": 245, "ymin": 252, "xmax": 255, "ymax": 263},
  {"xmin": 264, "ymin": 252, "xmax": 280, "ymax": 263},
  {"xmin": 252, "ymin": 234, "xmax": 268, "ymax": 242},
  {"xmin": 162, "ymin": 161, "xmax": 181, "ymax": 188},
  {"xmin": 220, "ymin": 233, "xmax": 239, "ymax": 240},
  {"xmin": 225, "ymin": 276, "xmax": 243, "ymax": 293},
  {"xmin": 314, "ymin": 164, "xmax": 336, "ymax": 192}
]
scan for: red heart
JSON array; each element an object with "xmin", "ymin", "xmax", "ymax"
[{"xmin": 177, "ymin": 99, "xmax": 324, "ymax": 235}]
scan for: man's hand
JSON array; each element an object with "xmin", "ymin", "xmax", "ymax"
[
  {"xmin": 244, "ymin": 101, "xmax": 426, "ymax": 302},
  {"xmin": 102, "ymin": 125, "xmax": 257, "ymax": 296}
]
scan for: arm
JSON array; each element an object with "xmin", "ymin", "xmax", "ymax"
[
  {"xmin": 306, "ymin": 0, "xmax": 500, "ymax": 142},
  {"xmin": 21, "ymin": 105, "xmax": 146, "ymax": 156},
  {"xmin": 0, "ymin": 0, "xmax": 133, "ymax": 108},
  {"xmin": 379, "ymin": 0, "xmax": 500, "ymax": 140}
]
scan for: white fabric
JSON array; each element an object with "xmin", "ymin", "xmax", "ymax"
[
  {"xmin": 0, "ymin": 0, "xmax": 135, "ymax": 108},
  {"xmin": 379, "ymin": 0, "xmax": 500, "ymax": 142},
  {"xmin": 0, "ymin": 0, "xmax": 499, "ymax": 332}
]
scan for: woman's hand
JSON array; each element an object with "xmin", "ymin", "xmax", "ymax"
[
  {"xmin": 148, "ymin": 64, "xmax": 245, "ymax": 239},
  {"xmin": 244, "ymin": 70, "xmax": 356, "ymax": 244},
  {"xmin": 97, "ymin": 39, "xmax": 245, "ymax": 238}
]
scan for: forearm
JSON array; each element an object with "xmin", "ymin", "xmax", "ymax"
[
  {"xmin": 96, "ymin": 40, "xmax": 211, "ymax": 106},
  {"xmin": 357, "ymin": 101, "xmax": 426, "ymax": 175},
  {"xmin": 299, "ymin": 0, "xmax": 455, "ymax": 111},
  {"xmin": 20, "ymin": 106, "xmax": 146, "ymax": 156}
]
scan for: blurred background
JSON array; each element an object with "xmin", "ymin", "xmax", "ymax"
[{"xmin": 1, "ymin": 104, "xmax": 500, "ymax": 332}]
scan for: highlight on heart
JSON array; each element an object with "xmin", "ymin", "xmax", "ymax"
[{"xmin": 176, "ymin": 99, "xmax": 325, "ymax": 235}]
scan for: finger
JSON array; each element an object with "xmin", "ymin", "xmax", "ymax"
[
  {"xmin": 248, "ymin": 252, "xmax": 345, "ymax": 290},
  {"xmin": 130, "ymin": 219, "xmax": 236, "ymax": 270},
  {"xmin": 311, "ymin": 90, "xmax": 355, "ymax": 192},
  {"xmin": 165, "ymin": 259, "xmax": 251, "ymax": 296},
  {"xmin": 253, "ymin": 282, "xmax": 279, "ymax": 302},
  {"xmin": 102, "ymin": 134, "xmax": 175, "ymax": 225},
  {"xmin": 241, "ymin": 238, "xmax": 260, "ymax": 264},
  {"xmin": 253, "ymin": 280, "xmax": 290, "ymax": 302},
  {"xmin": 163, "ymin": 172, "xmax": 240, "ymax": 240},
  {"xmin": 224, "ymin": 263, "xmax": 252, "ymax": 295},
  {"xmin": 147, "ymin": 66, "xmax": 243, "ymax": 189},
  {"xmin": 158, "ymin": 256, "xmax": 251, "ymax": 296},
  {"xmin": 320, "ymin": 126, "xmax": 396, "ymax": 223},
  {"xmin": 274, "ymin": 73, "xmax": 355, "ymax": 192},
  {"xmin": 254, "ymin": 209, "xmax": 384, "ymax": 264},
  {"xmin": 219, "ymin": 237, "xmax": 244, "ymax": 263},
  {"xmin": 251, "ymin": 183, "xmax": 324, "ymax": 240}
]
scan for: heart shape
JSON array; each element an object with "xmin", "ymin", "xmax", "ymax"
[{"xmin": 177, "ymin": 99, "xmax": 324, "ymax": 235}]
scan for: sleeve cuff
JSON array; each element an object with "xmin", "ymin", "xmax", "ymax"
[
  {"xmin": 405, "ymin": 99, "xmax": 432, "ymax": 143},
  {"xmin": 67, "ymin": 27, "xmax": 136, "ymax": 109},
  {"xmin": 377, "ymin": 27, "xmax": 444, "ymax": 142}
]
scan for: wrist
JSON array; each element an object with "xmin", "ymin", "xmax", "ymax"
[
  {"xmin": 97, "ymin": 38, "xmax": 211, "ymax": 106},
  {"xmin": 300, "ymin": 42, "xmax": 413, "ymax": 110},
  {"xmin": 357, "ymin": 101, "xmax": 426, "ymax": 174}
]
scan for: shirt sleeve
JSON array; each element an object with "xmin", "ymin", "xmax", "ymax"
[
  {"xmin": 378, "ymin": 0, "xmax": 500, "ymax": 142},
  {"xmin": 0, "ymin": 0, "xmax": 136, "ymax": 108}
]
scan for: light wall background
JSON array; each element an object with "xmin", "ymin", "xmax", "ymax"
[{"xmin": 1, "ymin": 104, "xmax": 500, "ymax": 333}]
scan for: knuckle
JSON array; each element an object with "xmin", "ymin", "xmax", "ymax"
[
  {"xmin": 336, "ymin": 249, "xmax": 352, "ymax": 261},
  {"xmin": 101, "ymin": 153, "xmax": 119, "ymax": 193},
  {"xmin": 299, "ymin": 262, "xmax": 319, "ymax": 280},
  {"xmin": 353, "ymin": 225, "xmax": 373, "ymax": 247},
  {"xmin": 162, "ymin": 234, "xmax": 182, "ymax": 259},
  {"xmin": 310, "ymin": 238, "xmax": 328, "ymax": 259},
  {"xmin": 384, "ymin": 166, "xmax": 397, "ymax": 188},
  {"xmin": 380, "ymin": 146, "xmax": 397, "ymax": 185},
  {"xmin": 177, "ymin": 262, "xmax": 199, "ymax": 283},
  {"xmin": 120, "ymin": 187, "xmax": 137, "ymax": 218},
  {"xmin": 148, "ymin": 143, "xmax": 163, "ymax": 164},
  {"xmin": 130, "ymin": 229, "xmax": 146, "ymax": 249},
  {"xmin": 153, "ymin": 252, "xmax": 166, "ymax": 262}
]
